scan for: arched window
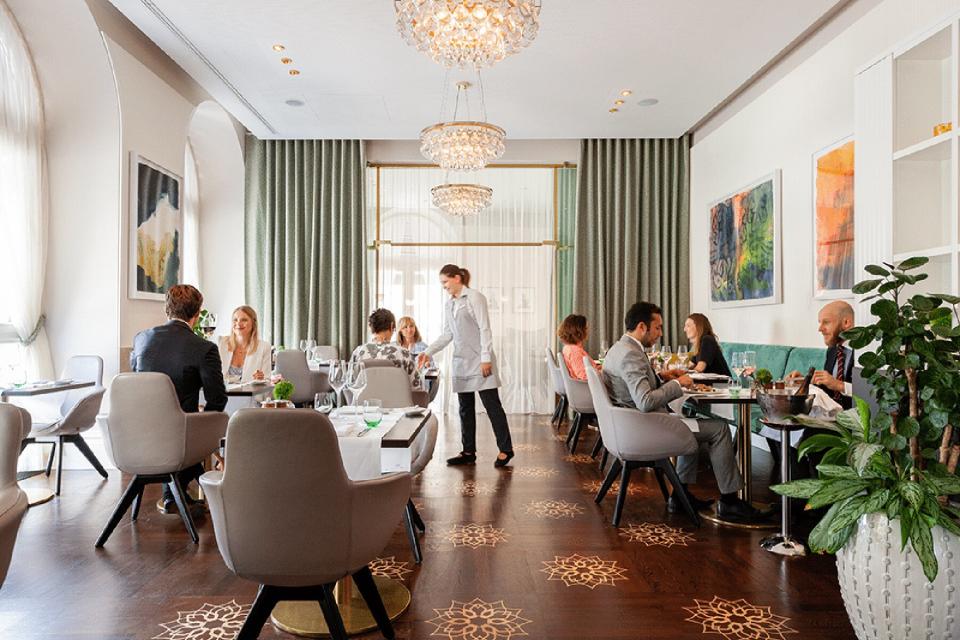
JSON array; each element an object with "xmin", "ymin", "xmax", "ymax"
[{"xmin": 0, "ymin": 2, "xmax": 52, "ymax": 380}]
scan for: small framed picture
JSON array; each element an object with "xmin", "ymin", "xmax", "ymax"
[
  {"xmin": 481, "ymin": 287, "xmax": 502, "ymax": 313},
  {"xmin": 513, "ymin": 286, "xmax": 534, "ymax": 314}
]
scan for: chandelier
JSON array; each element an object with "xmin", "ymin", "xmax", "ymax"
[
  {"xmin": 421, "ymin": 80, "xmax": 505, "ymax": 171},
  {"xmin": 395, "ymin": 0, "xmax": 541, "ymax": 69},
  {"xmin": 431, "ymin": 183, "xmax": 493, "ymax": 216}
]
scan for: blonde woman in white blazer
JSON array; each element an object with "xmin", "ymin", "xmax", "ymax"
[{"xmin": 218, "ymin": 306, "xmax": 272, "ymax": 384}]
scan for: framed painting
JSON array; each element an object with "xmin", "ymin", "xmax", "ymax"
[
  {"xmin": 129, "ymin": 153, "xmax": 182, "ymax": 300},
  {"xmin": 481, "ymin": 287, "xmax": 502, "ymax": 313},
  {"xmin": 513, "ymin": 286, "xmax": 534, "ymax": 314},
  {"xmin": 812, "ymin": 137, "xmax": 855, "ymax": 299},
  {"xmin": 708, "ymin": 171, "xmax": 782, "ymax": 308}
]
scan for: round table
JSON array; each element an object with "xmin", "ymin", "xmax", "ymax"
[{"xmin": 758, "ymin": 418, "xmax": 807, "ymax": 556}]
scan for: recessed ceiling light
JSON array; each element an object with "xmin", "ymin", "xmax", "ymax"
[
  {"xmin": 288, "ymin": 69, "xmax": 301, "ymax": 76},
  {"xmin": 614, "ymin": 99, "xmax": 624, "ymax": 106},
  {"xmin": 285, "ymin": 99, "xmax": 305, "ymax": 107},
  {"xmin": 637, "ymin": 98, "xmax": 659, "ymax": 107},
  {"xmin": 272, "ymin": 44, "xmax": 286, "ymax": 52},
  {"xmin": 280, "ymin": 57, "xmax": 293, "ymax": 64},
  {"xmin": 609, "ymin": 108, "xmax": 619, "ymax": 113},
  {"xmin": 620, "ymin": 89, "xmax": 632, "ymax": 97}
]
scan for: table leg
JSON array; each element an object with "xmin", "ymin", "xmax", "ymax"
[
  {"xmin": 761, "ymin": 430, "xmax": 807, "ymax": 556},
  {"xmin": 737, "ymin": 403, "xmax": 753, "ymax": 503}
]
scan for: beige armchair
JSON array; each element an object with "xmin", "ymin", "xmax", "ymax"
[
  {"xmin": 545, "ymin": 347, "xmax": 568, "ymax": 428},
  {"xmin": 275, "ymin": 350, "xmax": 330, "ymax": 405},
  {"xmin": 356, "ymin": 362, "xmax": 429, "ymax": 409},
  {"xmin": 584, "ymin": 363, "xmax": 700, "ymax": 527},
  {"xmin": 558, "ymin": 353, "xmax": 596, "ymax": 453},
  {"xmin": 200, "ymin": 408, "xmax": 410, "ymax": 640},
  {"xmin": 0, "ymin": 405, "xmax": 29, "ymax": 588},
  {"xmin": 95, "ymin": 373, "xmax": 228, "ymax": 547}
]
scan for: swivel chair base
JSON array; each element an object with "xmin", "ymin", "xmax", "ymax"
[{"xmin": 95, "ymin": 472, "xmax": 199, "ymax": 547}]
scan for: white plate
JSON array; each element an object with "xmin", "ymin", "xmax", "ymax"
[{"xmin": 248, "ymin": 379, "xmax": 269, "ymax": 386}]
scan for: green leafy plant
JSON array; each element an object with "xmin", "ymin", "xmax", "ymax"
[
  {"xmin": 752, "ymin": 368, "xmax": 773, "ymax": 387},
  {"xmin": 773, "ymin": 257, "xmax": 960, "ymax": 581},
  {"xmin": 272, "ymin": 380, "xmax": 295, "ymax": 401}
]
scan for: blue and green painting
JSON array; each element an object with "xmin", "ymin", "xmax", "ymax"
[{"xmin": 709, "ymin": 178, "xmax": 776, "ymax": 304}]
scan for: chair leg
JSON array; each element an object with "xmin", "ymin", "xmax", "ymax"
[
  {"xmin": 557, "ymin": 396, "xmax": 568, "ymax": 428},
  {"xmin": 236, "ymin": 584, "xmax": 279, "ymax": 640},
  {"xmin": 403, "ymin": 504, "xmax": 422, "ymax": 564},
  {"xmin": 353, "ymin": 565, "xmax": 396, "ymax": 640},
  {"xmin": 654, "ymin": 467, "xmax": 670, "ymax": 502},
  {"xmin": 590, "ymin": 435, "xmax": 603, "ymax": 459},
  {"xmin": 168, "ymin": 474, "xmax": 199, "ymax": 544},
  {"xmin": 70, "ymin": 434, "xmax": 109, "ymax": 479},
  {"xmin": 44, "ymin": 441, "xmax": 56, "ymax": 476},
  {"xmin": 130, "ymin": 487, "xmax": 145, "ymax": 522},
  {"xmin": 408, "ymin": 499, "xmax": 425, "ymax": 533},
  {"xmin": 95, "ymin": 476, "xmax": 144, "ymax": 547},
  {"xmin": 595, "ymin": 458, "xmax": 622, "ymax": 503},
  {"xmin": 612, "ymin": 462, "xmax": 633, "ymax": 527},
  {"xmin": 568, "ymin": 413, "xmax": 584, "ymax": 453},
  {"xmin": 550, "ymin": 397, "xmax": 562, "ymax": 425},
  {"xmin": 318, "ymin": 583, "xmax": 349, "ymax": 640},
  {"xmin": 598, "ymin": 449, "xmax": 609, "ymax": 474},
  {"xmin": 565, "ymin": 412, "xmax": 580, "ymax": 447},
  {"xmin": 55, "ymin": 435, "xmax": 65, "ymax": 496},
  {"xmin": 659, "ymin": 460, "xmax": 701, "ymax": 528}
]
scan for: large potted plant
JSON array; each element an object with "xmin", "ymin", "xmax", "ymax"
[{"xmin": 773, "ymin": 257, "xmax": 960, "ymax": 640}]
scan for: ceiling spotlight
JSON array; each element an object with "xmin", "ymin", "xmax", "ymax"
[
  {"xmin": 614, "ymin": 99, "xmax": 624, "ymax": 106},
  {"xmin": 637, "ymin": 98, "xmax": 659, "ymax": 107},
  {"xmin": 609, "ymin": 108, "xmax": 619, "ymax": 113},
  {"xmin": 272, "ymin": 44, "xmax": 286, "ymax": 52},
  {"xmin": 288, "ymin": 69, "xmax": 301, "ymax": 76},
  {"xmin": 280, "ymin": 57, "xmax": 292, "ymax": 64},
  {"xmin": 620, "ymin": 89, "xmax": 632, "ymax": 97},
  {"xmin": 285, "ymin": 99, "xmax": 305, "ymax": 107}
]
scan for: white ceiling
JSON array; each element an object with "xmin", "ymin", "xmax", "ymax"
[{"xmin": 108, "ymin": 0, "xmax": 843, "ymax": 140}]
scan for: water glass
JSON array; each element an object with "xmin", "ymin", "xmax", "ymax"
[
  {"xmin": 299, "ymin": 339, "xmax": 309, "ymax": 352},
  {"xmin": 363, "ymin": 399, "xmax": 383, "ymax": 428},
  {"xmin": 315, "ymin": 392, "xmax": 334, "ymax": 413},
  {"xmin": 730, "ymin": 352, "xmax": 744, "ymax": 390},
  {"xmin": 677, "ymin": 345, "xmax": 689, "ymax": 368},
  {"xmin": 306, "ymin": 339, "xmax": 317, "ymax": 351},
  {"xmin": 349, "ymin": 363, "xmax": 368, "ymax": 420},
  {"xmin": 598, "ymin": 340, "xmax": 609, "ymax": 360},
  {"xmin": 743, "ymin": 351, "xmax": 757, "ymax": 377}
]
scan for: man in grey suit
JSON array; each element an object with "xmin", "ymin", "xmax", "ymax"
[{"xmin": 603, "ymin": 301, "xmax": 764, "ymax": 521}]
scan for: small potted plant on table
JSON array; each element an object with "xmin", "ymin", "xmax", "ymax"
[{"xmin": 262, "ymin": 380, "xmax": 295, "ymax": 409}]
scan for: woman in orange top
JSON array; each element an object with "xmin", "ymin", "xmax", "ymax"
[{"xmin": 558, "ymin": 314, "xmax": 602, "ymax": 381}]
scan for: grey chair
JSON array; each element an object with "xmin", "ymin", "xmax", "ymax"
[
  {"xmin": 356, "ymin": 361, "xmax": 429, "ymax": 409},
  {"xmin": 584, "ymin": 362, "xmax": 701, "ymax": 527},
  {"xmin": 545, "ymin": 347, "xmax": 568, "ymax": 429},
  {"xmin": 200, "ymin": 409, "xmax": 410, "ymax": 640},
  {"xmin": 275, "ymin": 350, "xmax": 330, "ymax": 405},
  {"xmin": 403, "ymin": 413, "xmax": 438, "ymax": 564},
  {"xmin": 557, "ymin": 353, "xmax": 596, "ymax": 453},
  {"xmin": 312, "ymin": 345, "xmax": 339, "ymax": 362},
  {"xmin": 0, "ymin": 405, "xmax": 29, "ymax": 588},
  {"xmin": 95, "ymin": 373, "xmax": 228, "ymax": 547}
]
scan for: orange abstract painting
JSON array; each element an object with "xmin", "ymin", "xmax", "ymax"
[{"xmin": 814, "ymin": 139, "xmax": 854, "ymax": 296}]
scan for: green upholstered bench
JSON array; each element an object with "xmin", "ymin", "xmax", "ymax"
[{"xmin": 713, "ymin": 342, "xmax": 826, "ymax": 433}]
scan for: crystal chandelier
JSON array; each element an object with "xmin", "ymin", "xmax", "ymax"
[
  {"xmin": 395, "ymin": 0, "xmax": 541, "ymax": 69},
  {"xmin": 421, "ymin": 80, "xmax": 505, "ymax": 171},
  {"xmin": 431, "ymin": 183, "xmax": 493, "ymax": 216}
]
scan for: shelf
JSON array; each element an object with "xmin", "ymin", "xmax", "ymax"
[
  {"xmin": 893, "ymin": 245, "xmax": 955, "ymax": 262},
  {"xmin": 893, "ymin": 131, "xmax": 953, "ymax": 161},
  {"xmin": 895, "ymin": 25, "xmax": 952, "ymax": 61}
]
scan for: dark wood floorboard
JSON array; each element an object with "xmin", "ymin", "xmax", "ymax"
[{"xmin": 2, "ymin": 414, "xmax": 856, "ymax": 639}]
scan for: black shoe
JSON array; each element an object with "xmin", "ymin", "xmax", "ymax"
[
  {"xmin": 716, "ymin": 498, "xmax": 770, "ymax": 521},
  {"xmin": 446, "ymin": 452, "xmax": 477, "ymax": 466},
  {"xmin": 667, "ymin": 492, "xmax": 714, "ymax": 513},
  {"xmin": 158, "ymin": 498, "xmax": 205, "ymax": 518},
  {"xmin": 494, "ymin": 451, "xmax": 514, "ymax": 468}
]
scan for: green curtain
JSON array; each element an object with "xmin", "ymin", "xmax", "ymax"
[
  {"xmin": 573, "ymin": 137, "xmax": 691, "ymax": 351},
  {"xmin": 556, "ymin": 166, "xmax": 577, "ymax": 326},
  {"xmin": 244, "ymin": 137, "xmax": 367, "ymax": 357}
]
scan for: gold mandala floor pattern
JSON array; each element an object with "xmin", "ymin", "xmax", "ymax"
[
  {"xmin": 619, "ymin": 522, "xmax": 696, "ymax": 547},
  {"xmin": 512, "ymin": 443, "xmax": 541, "ymax": 452},
  {"xmin": 581, "ymin": 479, "xmax": 645, "ymax": 497},
  {"xmin": 459, "ymin": 480, "xmax": 497, "ymax": 497},
  {"xmin": 524, "ymin": 499, "xmax": 585, "ymax": 519},
  {"xmin": 513, "ymin": 466, "xmax": 559, "ymax": 479},
  {"xmin": 443, "ymin": 523, "xmax": 509, "ymax": 549},
  {"xmin": 562, "ymin": 453, "xmax": 596, "ymax": 464},
  {"xmin": 426, "ymin": 597, "xmax": 532, "ymax": 639},
  {"xmin": 369, "ymin": 556, "xmax": 412, "ymax": 581},
  {"xmin": 153, "ymin": 600, "xmax": 251, "ymax": 640},
  {"xmin": 683, "ymin": 596, "xmax": 798, "ymax": 640},
  {"xmin": 540, "ymin": 554, "xmax": 628, "ymax": 589}
]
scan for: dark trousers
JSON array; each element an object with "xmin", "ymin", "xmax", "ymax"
[
  {"xmin": 458, "ymin": 389, "xmax": 513, "ymax": 454},
  {"xmin": 161, "ymin": 462, "xmax": 204, "ymax": 502}
]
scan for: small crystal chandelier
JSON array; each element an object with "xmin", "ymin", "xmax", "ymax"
[
  {"xmin": 395, "ymin": 0, "xmax": 541, "ymax": 69},
  {"xmin": 421, "ymin": 80, "xmax": 504, "ymax": 171},
  {"xmin": 431, "ymin": 183, "xmax": 493, "ymax": 216}
]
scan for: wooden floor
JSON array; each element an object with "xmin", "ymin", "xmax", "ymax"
[{"xmin": 2, "ymin": 414, "xmax": 856, "ymax": 639}]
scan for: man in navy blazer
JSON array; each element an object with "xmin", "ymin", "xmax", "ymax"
[
  {"xmin": 787, "ymin": 300, "xmax": 855, "ymax": 410},
  {"xmin": 130, "ymin": 284, "xmax": 227, "ymax": 513}
]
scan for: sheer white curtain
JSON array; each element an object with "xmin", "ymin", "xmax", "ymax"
[
  {"xmin": 182, "ymin": 140, "xmax": 201, "ymax": 287},
  {"xmin": 0, "ymin": 2, "xmax": 53, "ymax": 380},
  {"xmin": 372, "ymin": 167, "xmax": 556, "ymax": 414}
]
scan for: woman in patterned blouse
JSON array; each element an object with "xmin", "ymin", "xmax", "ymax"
[{"xmin": 350, "ymin": 308, "xmax": 422, "ymax": 389}]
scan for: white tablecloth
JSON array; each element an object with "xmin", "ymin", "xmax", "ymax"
[{"xmin": 329, "ymin": 408, "xmax": 420, "ymax": 481}]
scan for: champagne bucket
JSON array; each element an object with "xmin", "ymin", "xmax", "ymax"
[{"xmin": 757, "ymin": 391, "xmax": 814, "ymax": 421}]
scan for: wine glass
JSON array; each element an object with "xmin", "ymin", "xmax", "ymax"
[
  {"xmin": 363, "ymin": 399, "xmax": 383, "ymax": 428},
  {"xmin": 730, "ymin": 352, "xmax": 744, "ymax": 391},
  {"xmin": 328, "ymin": 360, "xmax": 347, "ymax": 407},
  {"xmin": 348, "ymin": 363, "xmax": 368, "ymax": 421},
  {"xmin": 299, "ymin": 339, "xmax": 309, "ymax": 352},
  {"xmin": 660, "ymin": 346, "xmax": 673, "ymax": 372},
  {"xmin": 306, "ymin": 339, "xmax": 317, "ymax": 352},
  {"xmin": 743, "ymin": 351, "xmax": 757, "ymax": 376},
  {"xmin": 315, "ymin": 392, "xmax": 334, "ymax": 413},
  {"xmin": 677, "ymin": 345, "xmax": 689, "ymax": 370},
  {"xmin": 598, "ymin": 340, "xmax": 609, "ymax": 361},
  {"xmin": 201, "ymin": 312, "xmax": 217, "ymax": 339}
]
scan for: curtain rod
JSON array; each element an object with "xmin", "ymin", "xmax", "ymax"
[{"xmin": 366, "ymin": 162, "xmax": 577, "ymax": 169}]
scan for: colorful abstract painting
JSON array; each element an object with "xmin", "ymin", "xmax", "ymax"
[
  {"xmin": 709, "ymin": 172, "xmax": 781, "ymax": 308},
  {"xmin": 129, "ymin": 154, "xmax": 182, "ymax": 300},
  {"xmin": 813, "ymin": 138, "xmax": 854, "ymax": 299}
]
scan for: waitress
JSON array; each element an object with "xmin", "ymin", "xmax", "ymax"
[{"xmin": 418, "ymin": 264, "xmax": 514, "ymax": 468}]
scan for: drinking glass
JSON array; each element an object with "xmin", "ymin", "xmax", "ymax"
[
  {"xmin": 743, "ymin": 351, "xmax": 757, "ymax": 378},
  {"xmin": 660, "ymin": 346, "xmax": 673, "ymax": 372},
  {"xmin": 299, "ymin": 339, "xmax": 309, "ymax": 352},
  {"xmin": 598, "ymin": 340, "xmax": 609, "ymax": 360},
  {"xmin": 349, "ymin": 363, "xmax": 368, "ymax": 421},
  {"xmin": 315, "ymin": 392, "xmax": 334, "ymax": 413},
  {"xmin": 328, "ymin": 360, "xmax": 347, "ymax": 407},
  {"xmin": 363, "ymin": 399, "xmax": 383, "ymax": 428},
  {"xmin": 677, "ymin": 345, "xmax": 689, "ymax": 369},
  {"xmin": 730, "ymin": 352, "xmax": 745, "ymax": 391},
  {"xmin": 200, "ymin": 313, "xmax": 217, "ymax": 339},
  {"xmin": 306, "ymin": 339, "xmax": 317, "ymax": 351}
]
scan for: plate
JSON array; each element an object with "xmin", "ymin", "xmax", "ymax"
[{"xmin": 248, "ymin": 379, "xmax": 269, "ymax": 386}]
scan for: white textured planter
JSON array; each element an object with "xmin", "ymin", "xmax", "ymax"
[{"xmin": 836, "ymin": 512, "xmax": 959, "ymax": 640}]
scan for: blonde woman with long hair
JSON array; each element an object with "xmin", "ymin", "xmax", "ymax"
[{"xmin": 217, "ymin": 305, "xmax": 272, "ymax": 383}]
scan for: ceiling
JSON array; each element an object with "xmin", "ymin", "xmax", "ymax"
[{"xmin": 108, "ymin": 0, "xmax": 844, "ymax": 140}]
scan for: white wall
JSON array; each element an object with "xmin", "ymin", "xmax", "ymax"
[
  {"xmin": 690, "ymin": 0, "xmax": 960, "ymax": 348},
  {"xmin": 367, "ymin": 139, "xmax": 579, "ymax": 165}
]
